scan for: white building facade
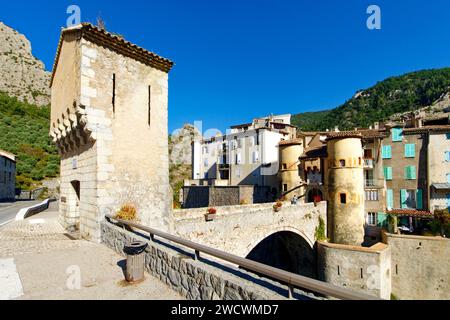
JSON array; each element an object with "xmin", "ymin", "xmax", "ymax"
[{"xmin": 191, "ymin": 114, "xmax": 296, "ymax": 191}]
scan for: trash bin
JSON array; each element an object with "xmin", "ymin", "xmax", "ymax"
[{"xmin": 123, "ymin": 241, "xmax": 148, "ymax": 283}]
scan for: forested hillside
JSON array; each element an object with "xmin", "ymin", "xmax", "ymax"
[
  {"xmin": 0, "ymin": 92, "xmax": 59, "ymax": 190},
  {"xmin": 292, "ymin": 68, "xmax": 450, "ymax": 131}
]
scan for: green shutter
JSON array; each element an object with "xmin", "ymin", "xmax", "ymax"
[
  {"xmin": 387, "ymin": 189, "xmax": 394, "ymax": 209},
  {"xmin": 384, "ymin": 167, "xmax": 392, "ymax": 180},
  {"xmin": 377, "ymin": 212, "xmax": 387, "ymax": 227},
  {"xmin": 405, "ymin": 144, "xmax": 415, "ymax": 158},
  {"xmin": 400, "ymin": 189, "xmax": 407, "ymax": 208},
  {"xmin": 405, "ymin": 166, "xmax": 416, "ymax": 179},
  {"xmin": 382, "ymin": 145, "xmax": 392, "ymax": 159},
  {"xmin": 416, "ymin": 189, "xmax": 423, "ymax": 209},
  {"xmin": 392, "ymin": 128, "xmax": 403, "ymax": 142}
]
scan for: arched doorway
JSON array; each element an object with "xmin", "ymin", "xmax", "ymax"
[
  {"xmin": 245, "ymin": 231, "xmax": 317, "ymax": 279},
  {"xmin": 307, "ymin": 188, "xmax": 323, "ymax": 203},
  {"xmin": 68, "ymin": 180, "xmax": 80, "ymax": 230}
]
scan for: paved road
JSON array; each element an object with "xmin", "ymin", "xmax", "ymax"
[{"xmin": 0, "ymin": 200, "xmax": 41, "ymax": 227}]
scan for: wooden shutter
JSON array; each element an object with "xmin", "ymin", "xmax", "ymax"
[
  {"xmin": 416, "ymin": 189, "xmax": 423, "ymax": 209},
  {"xmin": 387, "ymin": 189, "xmax": 394, "ymax": 209},
  {"xmin": 400, "ymin": 189, "xmax": 407, "ymax": 208}
]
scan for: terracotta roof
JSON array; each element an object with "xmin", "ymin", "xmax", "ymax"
[
  {"xmin": 355, "ymin": 129, "xmax": 386, "ymax": 139},
  {"xmin": 326, "ymin": 131, "xmax": 363, "ymax": 141},
  {"xmin": 51, "ymin": 23, "xmax": 174, "ymax": 87},
  {"xmin": 0, "ymin": 149, "xmax": 15, "ymax": 162},
  {"xmin": 299, "ymin": 145, "xmax": 327, "ymax": 159},
  {"xmin": 279, "ymin": 138, "xmax": 302, "ymax": 146},
  {"xmin": 386, "ymin": 209, "xmax": 433, "ymax": 217},
  {"xmin": 230, "ymin": 123, "xmax": 252, "ymax": 129},
  {"xmin": 403, "ymin": 125, "xmax": 450, "ymax": 134}
]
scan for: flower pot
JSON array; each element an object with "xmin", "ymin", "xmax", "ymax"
[{"xmin": 205, "ymin": 214, "xmax": 215, "ymax": 221}]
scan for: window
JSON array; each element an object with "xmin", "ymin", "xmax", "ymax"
[
  {"xmin": 252, "ymin": 151, "xmax": 259, "ymax": 163},
  {"xmin": 204, "ymin": 159, "xmax": 209, "ymax": 167},
  {"xmin": 235, "ymin": 153, "xmax": 241, "ymax": 164},
  {"xmin": 235, "ymin": 167, "xmax": 241, "ymax": 178},
  {"xmin": 340, "ymin": 193, "xmax": 346, "ymax": 204},
  {"xmin": 386, "ymin": 189, "xmax": 394, "ymax": 209},
  {"xmin": 365, "ymin": 190, "xmax": 379, "ymax": 201},
  {"xmin": 447, "ymin": 174, "xmax": 450, "ymax": 184},
  {"xmin": 445, "ymin": 151, "xmax": 450, "ymax": 162},
  {"xmin": 237, "ymin": 138, "xmax": 243, "ymax": 149},
  {"xmin": 382, "ymin": 145, "xmax": 392, "ymax": 159},
  {"xmin": 367, "ymin": 212, "xmax": 377, "ymax": 226},
  {"xmin": 400, "ymin": 189, "xmax": 417, "ymax": 209},
  {"xmin": 446, "ymin": 133, "xmax": 450, "ymax": 140},
  {"xmin": 384, "ymin": 167, "xmax": 393, "ymax": 180},
  {"xmin": 255, "ymin": 133, "xmax": 259, "ymax": 146},
  {"xmin": 112, "ymin": 73, "xmax": 116, "ymax": 113},
  {"xmin": 404, "ymin": 144, "xmax": 415, "ymax": 158},
  {"xmin": 283, "ymin": 184, "xmax": 288, "ymax": 192},
  {"xmin": 404, "ymin": 166, "xmax": 416, "ymax": 179},
  {"xmin": 282, "ymin": 163, "xmax": 287, "ymax": 170},
  {"xmin": 392, "ymin": 128, "xmax": 403, "ymax": 142},
  {"xmin": 339, "ymin": 159, "xmax": 345, "ymax": 167},
  {"xmin": 148, "ymin": 85, "xmax": 151, "ymax": 126},
  {"xmin": 364, "ymin": 149, "xmax": 373, "ymax": 159}
]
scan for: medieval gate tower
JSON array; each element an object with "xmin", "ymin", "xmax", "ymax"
[
  {"xmin": 50, "ymin": 24, "xmax": 174, "ymax": 241},
  {"xmin": 325, "ymin": 133, "xmax": 365, "ymax": 245}
]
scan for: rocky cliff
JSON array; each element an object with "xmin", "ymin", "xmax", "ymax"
[{"xmin": 0, "ymin": 22, "xmax": 50, "ymax": 106}]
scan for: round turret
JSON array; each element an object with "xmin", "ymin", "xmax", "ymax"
[
  {"xmin": 326, "ymin": 134, "xmax": 365, "ymax": 245},
  {"xmin": 279, "ymin": 139, "xmax": 304, "ymax": 200}
]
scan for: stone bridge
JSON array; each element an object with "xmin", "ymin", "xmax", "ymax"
[{"xmin": 172, "ymin": 201, "xmax": 327, "ymax": 278}]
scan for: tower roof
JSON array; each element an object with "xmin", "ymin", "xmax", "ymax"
[{"xmin": 51, "ymin": 23, "xmax": 174, "ymax": 87}]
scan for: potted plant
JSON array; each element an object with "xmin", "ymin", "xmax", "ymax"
[
  {"xmin": 273, "ymin": 201, "xmax": 283, "ymax": 212},
  {"xmin": 205, "ymin": 207, "xmax": 217, "ymax": 221}
]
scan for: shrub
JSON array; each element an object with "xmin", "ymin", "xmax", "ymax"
[{"xmin": 115, "ymin": 204, "xmax": 138, "ymax": 221}]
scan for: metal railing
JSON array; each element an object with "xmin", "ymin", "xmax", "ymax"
[{"xmin": 105, "ymin": 214, "xmax": 380, "ymax": 300}]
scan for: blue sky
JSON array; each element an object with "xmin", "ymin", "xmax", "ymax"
[{"xmin": 1, "ymin": 0, "xmax": 449, "ymax": 134}]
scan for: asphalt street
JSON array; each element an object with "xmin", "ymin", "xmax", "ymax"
[{"xmin": 0, "ymin": 201, "xmax": 41, "ymax": 227}]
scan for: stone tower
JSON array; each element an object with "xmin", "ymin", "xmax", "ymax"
[
  {"xmin": 50, "ymin": 24, "xmax": 174, "ymax": 241},
  {"xmin": 279, "ymin": 138, "xmax": 304, "ymax": 200},
  {"xmin": 325, "ymin": 133, "xmax": 365, "ymax": 245}
]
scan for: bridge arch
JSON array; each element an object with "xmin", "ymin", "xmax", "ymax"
[{"xmin": 244, "ymin": 227, "xmax": 317, "ymax": 279}]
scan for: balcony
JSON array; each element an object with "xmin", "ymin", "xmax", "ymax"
[{"xmin": 363, "ymin": 158, "xmax": 374, "ymax": 169}]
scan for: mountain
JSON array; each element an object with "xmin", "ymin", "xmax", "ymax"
[
  {"xmin": 0, "ymin": 22, "xmax": 50, "ymax": 106},
  {"xmin": 292, "ymin": 68, "xmax": 450, "ymax": 131}
]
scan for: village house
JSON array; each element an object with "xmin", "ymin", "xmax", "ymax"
[{"xmin": 0, "ymin": 149, "xmax": 16, "ymax": 202}]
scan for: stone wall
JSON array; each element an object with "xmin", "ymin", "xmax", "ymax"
[
  {"xmin": 382, "ymin": 232, "xmax": 450, "ymax": 300},
  {"xmin": 317, "ymin": 241, "xmax": 391, "ymax": 299},
  {"xmin": 182, "ymin": 185, "xmax": 272, "ymax": 208},
  {"xmin": 101, "ymin": 221, "xmax": 316, "ymax": 300},
  {"xmin": 173, "ymin": 201, "xmax": 327, "ymax": 258}
]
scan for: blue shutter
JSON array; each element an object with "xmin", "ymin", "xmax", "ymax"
[
  {"xmin": 400, "ymin": 189, "xmax": 407, "ymax": 208},
  {"xmin": 405, "ymin": 144, "xmax": 415, "ymax": 158},
  {"xmin": 387, "ymin": 189, "xmax": 394, "ymax": 209},
  {"xmin": 446, "ymin": 152, "xmax": 450, "ymax": 162},
  {"xmin": 392, "ymin": 128, "xmax": 403, "ymax": 142},
  {"xmin": 382, "ymin": 145, "xmax": 392, "ymax": 159},
  {"xmin": 416, "ymin": 189, "xmax": 423, "ymax": 209},
  {"xmin": 384, "ymin": 167, "xmax": 392, "ymax": 180},
  {"xmin": 447, "ymin": 174, "xmax": 450, "ymax": 184}
]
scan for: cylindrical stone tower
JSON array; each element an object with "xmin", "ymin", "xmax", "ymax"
[
  {"xmin": 279, "ymin": 138, "xmax": 304, "ymax": 200},
  {"xmin": 326, "ymin": 133, "xmax": 365, "ymax": 245}
]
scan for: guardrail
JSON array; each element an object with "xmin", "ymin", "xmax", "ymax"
[
  {"xmin": 105, "ymin": 214, "xmax": 380, "ymax": 300},
  {"xmin": 15, "ymin": 198, "xmax": 53, "ymax": 221}
]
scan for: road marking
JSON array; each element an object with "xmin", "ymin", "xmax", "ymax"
[
  {"xmin": 0, "ymin": 258, "xmax": 24, "ymax": 300},
  {"xmin": 0, "ymin": 219, "xmax": 14, "ymax": 228}
]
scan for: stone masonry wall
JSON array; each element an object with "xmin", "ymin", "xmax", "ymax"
[
  {"xmin": 317, "ymin": 241, "xmax": 391, "ymax": 299},
  {"xmin": 101, "ymin": 221, "xmax": 292, "ymax": 300},
  {"xmin": 382, "ymin": 232, "xmax": 450, "ymax": 300},
  {"xmin": 81, "ymin": 38, "xmax": 171, "ymax": 234},
  {"xmin": 173, "ymin": 201, "xmax": 327, "ymax": 258}
]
